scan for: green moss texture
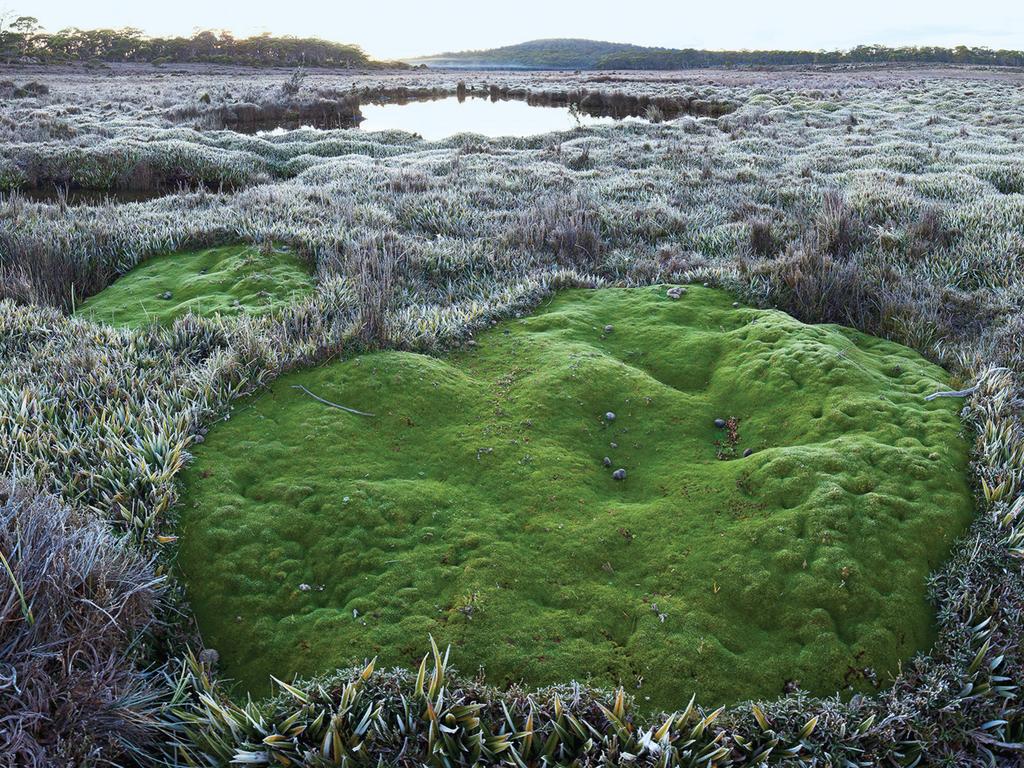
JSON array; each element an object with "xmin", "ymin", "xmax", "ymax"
[
  {"xmin": 75, "ymin": 244, "xmax": 314, "ymax": 327},
  {"xmin": 176, "ymin": 286, "xmax": 974, "ymax": 709}
]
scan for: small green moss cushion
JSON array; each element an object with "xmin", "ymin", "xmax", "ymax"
[
  {"xmin": 176, "ymin": 286, "xmax": 974, "ymax": 709},
  {"xmin": 75, "ymin": 244, "xmax": 314, "ymax": 327}
]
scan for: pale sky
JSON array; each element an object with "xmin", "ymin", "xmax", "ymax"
[{"xmin": 19, "ymin": 0, "xmax": 1024, "ymax": 60}]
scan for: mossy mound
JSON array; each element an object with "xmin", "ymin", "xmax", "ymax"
[
  {"xmin": 75, "ymin": 244, "xmax": 314, "ymax": 327},
  {"xmin": 176, "ymin": 286, "xmax": 974, "ymax": 709}
]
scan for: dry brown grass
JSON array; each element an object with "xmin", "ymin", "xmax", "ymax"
[{"xmin": 0, "ymin": 479, "xmax": 166, "ymax": 767}]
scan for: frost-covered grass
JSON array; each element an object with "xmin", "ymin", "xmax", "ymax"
[
  {"xmin": 1, "ymin": 65, "xmax": 1023, "ymax": 765},
  {"xmin": 0, "ymin": 479, "xmax": 166, "ymax": 765}
]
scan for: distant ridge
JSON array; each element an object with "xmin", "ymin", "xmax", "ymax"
[
  {"xmin": 410, "ymin": 38, "xmax": 1024, "ymax": 70},
  {"xmin": 410, "ymin": 39, "xmax": 653, "ymax": 70}
]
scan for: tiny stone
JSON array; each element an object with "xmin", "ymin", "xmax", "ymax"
[
  {"xmin": 612, "ymin": 469, "xmax": 626, "ymax": 481},
  {"xmin": 714, "ymin": 418, "xmax": 727, "ymax": 429},
  {"xmin": 605, "ymin": 412, "xmax": 616, "ymax": 422},
  {"xmin": 604, "ymin": 324, "xmax": 614, "ymax": 334},
  {"xmin": 666, "ymin": 286, "xmax": 687, "ymax": 300},
  {"xmin": 743, "ymin": 448, "xmax": 753, "ymax": 457},
  {"xmin": 467, "ymin": 340, "xmax": 477, "ymax": 347},
  {"xmin": 603, "ymin": 456, "xmax": 612, "ymax": 467},
  {"xmin": 610, "ymin": 442, "xmax": 618, "ymax": 449},
  {"xmin": 298, "ymin": 583, "xmax": 312, "ymax": 592},
  {"xmin": 732, "ymin": 302, "xmax": 740, "ymax": 308},
  {"xmin": 160, "ymin": 291, "xmax": 173, "ymax": 300}
]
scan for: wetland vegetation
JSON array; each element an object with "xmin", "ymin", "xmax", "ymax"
[{"xmin": 1, "ymin": 60, "xmax": 1023, "ymax": 767}]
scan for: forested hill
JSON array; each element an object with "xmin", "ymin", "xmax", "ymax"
[
  {"xmin": 411, "ymin": 39, "xmax": 656, "ymax": 70},
  {"xmin": 0, "ymin": 19, "xmax": 404, "ymax": 68},
  {"xmin": 412, "ymin": 38, "xmax": 1024, "ymax": 70}
]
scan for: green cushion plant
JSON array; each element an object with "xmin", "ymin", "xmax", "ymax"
[
  {"xmin": 176, "ymin": 286, "xmax": 974, "ymax": 709},
  {"xmin": 75, "ymin": 244, "xmax": 314, "ymax": 327}
]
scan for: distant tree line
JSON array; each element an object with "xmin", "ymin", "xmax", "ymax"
[
  {"xmin": 0, "ymin": 15, "xmax": 396, "ymax": 68},
  {"xmin": 420, "ymin": 38, "xmax": 1024, "ymax": 71},
  {"xmin": 5, "ymin": 19, "xmax": 1024, "ymax": 71},
  {"xmin": 595, "ymin": 44, "xmax": 1024, "ymax": 69}
]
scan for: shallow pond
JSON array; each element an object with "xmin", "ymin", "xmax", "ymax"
[
  {"xmin": 258, "ymin": 96, "xmax": 646, "ymax": 140},
  {"xmin": 359, "ymin": 96, "xmax": 645, "ymax": 139}
]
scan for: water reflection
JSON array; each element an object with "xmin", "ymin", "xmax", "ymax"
[
  {"xmin": 360, "ymin": 97, "xmax": 643, "ymax": 140},
  {"xmin": 256, "ymin": 96, "xmax": 646, "ymax": 140}
]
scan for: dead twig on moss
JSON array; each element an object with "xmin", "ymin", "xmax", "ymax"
[
  {"xmin": 925, "ymin": 368, "xmax": 1010, "ymax": 401},
  {"xmin": 291, "ymin": 385, "xmax": 374, "ymax": 417}
]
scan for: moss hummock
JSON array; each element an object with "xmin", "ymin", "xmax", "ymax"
[
  {"xmin": 176, "ymin": 286, "xmax": 974, "ymax": 709},
  {"xmin": 75, "ymin": 244, "xmax": 314, "ymax": 327}
]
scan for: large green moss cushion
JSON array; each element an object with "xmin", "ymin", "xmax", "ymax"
[{"xmin": 175, "ymin": 286, "xmax": 974, "ymax": 708}]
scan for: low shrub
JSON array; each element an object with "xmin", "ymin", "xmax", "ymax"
[
  {"xmin": 814, "ymin": 190, "xmax": 865, "ymax": 258},
  {"xmin": 748, "ymin": 217, "xmax": 775, "ymax": 256}
]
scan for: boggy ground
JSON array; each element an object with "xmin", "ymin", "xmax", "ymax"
[
  {"xmin": 176, "ymin": 286, "xmax": 974, "ymax": 709},
  {"xmin": 3, "ymin": 64, "xmax": 1024, "ymax": 765},
  {"xmin": 75, "ymin": 244, "xmax": 314, "ymax": 326}
]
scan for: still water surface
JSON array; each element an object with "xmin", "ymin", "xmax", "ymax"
[
  {"xmin": 255, "ymin": 96, "xmax": 647, "ymax": 140},
  {"xmin": 357, "ymin": 97, "xmax": 644, "ymax": 140}
]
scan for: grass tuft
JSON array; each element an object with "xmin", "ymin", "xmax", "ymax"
[{"xmin": 0, "ymin": 478, "xmax": 166, "ymax": 765}]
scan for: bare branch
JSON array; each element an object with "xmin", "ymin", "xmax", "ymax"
[
  {"xmin": 925, "ymin": 367, "xmax": 1011, "ymax": 401},
  {"xmin": 290, "ymin": 385, "xmax": 374, "ymax": 417}
]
